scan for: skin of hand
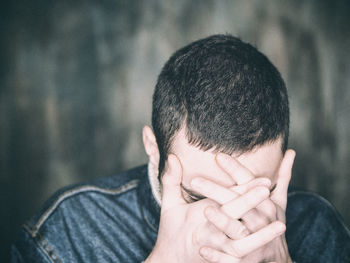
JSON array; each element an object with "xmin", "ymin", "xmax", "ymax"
[
  {"xmin": 145, "ymin": 154, "xmax": 287, "ymax": 263},
  {"xmin": 190, "ymin": 149, "xmax": 296, "ymax": 263}
]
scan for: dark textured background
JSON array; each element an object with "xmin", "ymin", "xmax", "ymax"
[{"xmin": 1, "ymin": 0, "xmax": 350, "ymax": 261}]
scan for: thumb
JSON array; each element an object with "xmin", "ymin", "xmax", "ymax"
[
  {"xmin": 161, "ymin": 154, "xmax": 186, "ymax": 210},
  {"xmin": 271, "ymin": 149, "xmax": 296, "ymax": 210}
]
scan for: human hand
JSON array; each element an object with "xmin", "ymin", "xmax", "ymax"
[
  {"xmin": 190, "ymin": 149, "xmax": 296, "ymax": 262},
  {"xmin": 145, "ymin": 154, "xmax": 216, "ymax": 263},
  {"xmin": 145, "ymin": 154, "xmax": 286, "ymax": 263}
]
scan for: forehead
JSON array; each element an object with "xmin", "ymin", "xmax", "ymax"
[{"xmin": 170, "ymin": 129, "xmax": 283, "ymax": 188}]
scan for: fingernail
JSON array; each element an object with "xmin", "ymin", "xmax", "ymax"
[
  {"xmin": 277, "ymin": 222, "xmax": 286, "ymax": 234},
  {"xmin": 200, "ymin": 247, "xmax": 210, "ymax": 257},
  {"xmin": 191, "ymin": 177, "xmax": 204, "ymax": 188},
  {"xmin": 258, "ymin": 178, "xmax": 271, "ymax": 187}
]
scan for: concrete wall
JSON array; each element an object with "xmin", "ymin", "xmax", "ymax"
[{"xmin": 1, "ymin": 0, "xmax": 349, "ymax": 260}]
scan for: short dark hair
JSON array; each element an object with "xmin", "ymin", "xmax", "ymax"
[{"xmin": 152, "ymin": 34, "xmax": 289, "ymax": 175}]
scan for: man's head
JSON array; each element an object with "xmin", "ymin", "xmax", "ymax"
[{"xmin": 143, "ymin": 34, "xmax": 290, "ymax": 199}]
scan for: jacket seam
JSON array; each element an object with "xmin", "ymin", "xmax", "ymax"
[
  {"xmin": 23, "ymin": 224, "xmax": 61, "ymax": 263},
  {"xmin": 32, "ymin": 179, "xmax": 140, "ymax": 232},
  {"xmin": 142, "ymin": 207, "xmax": 158, "ymax": 233}
]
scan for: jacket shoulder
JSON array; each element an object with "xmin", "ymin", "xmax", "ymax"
[
  {"xmin": 286, "ymin": 189, "xmax": 350, "ymax": 262},
  {"xmin": 32, "ymin": 165, "xmax": 146, "ymax": 223},
  {"xmin": 12, "ymin": 165, "xmax": 148, "ymax": 263}
]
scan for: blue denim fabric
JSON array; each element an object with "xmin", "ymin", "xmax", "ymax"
[{"xmin": 11, "ymin": 165, "xmax": 350, "ymax": 262}]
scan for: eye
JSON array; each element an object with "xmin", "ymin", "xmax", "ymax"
[
  {"xmin": 187, "ymin": 194, "xmax": 201, "ymax": 203},
  {"xmin": 180, "ymin": 184, "xmax": 206, "ymax": 203},
  {"xmin": 270, "ymin": 184, "xmax": 277, "ymax": 193},
  {"xmin": 187, "ymin": 192, "xmax": 207, "ymax": 203},
  {"xmin": 182, "ymin": 191, "xmax": 201, "ymax": 203}
]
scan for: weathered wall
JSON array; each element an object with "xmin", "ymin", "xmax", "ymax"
[{"xmin": 1, "ymin": 0, "xmax": 349, "ymax": 260}]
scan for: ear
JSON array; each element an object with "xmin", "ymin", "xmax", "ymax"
[{"xmin": 142, "ymin": 125, "xmax": 160, "ymax": 169}]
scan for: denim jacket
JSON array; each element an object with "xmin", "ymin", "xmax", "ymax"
[{"xmin": 11, "ymin": 165, "xmax": 350, "ymax": 262}]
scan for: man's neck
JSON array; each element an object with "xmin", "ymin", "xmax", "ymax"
[{"xmin": 148, "ymin": 162, "xmax": 162, "ymax": 205}]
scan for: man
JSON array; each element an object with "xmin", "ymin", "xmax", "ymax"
[{"xmin": 12, "ymin": 35, "xmax": 350, "ymax": 262}]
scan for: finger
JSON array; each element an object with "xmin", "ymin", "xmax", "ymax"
[
  {"xmin": 205, "ymin": 206, "xmax": 249, "ymax": 240},
  {"xmin": 221, "ymin": 186, "xmax": 270, "ymax": 219},
  {"xmin": 191, "ymin": 177, "xmax": 271, "ymax": 205},
  {"xmin": 241, "ymin": 208, "xmax": 270, "ymax": 233},
  {"xmin": 271, "ymin": 149, "xmax": 296, "ymax": 209},
  {"xmin": 161, "ymin": 154, "xmax": 186, "ymax": 210},
  {"xmin": 191, "ymin": 177, "xmax": 240, "ymax": 204},
  {"xmin": 199, "ymin": 247, "xmax": 240, "ymax": 263},
  {"xmin": 223, "ymin": 221, "xmax": 286, "ymax": 258},
  {"xmin": 216, "ymin": 153, "xmax": 254, "ymax": 185},
  {"xmin": 230, "ymin": 177, "xmax": 271, "ymax": 195},
  {"xmin": 255, "ymin": 199, "xmax": 277, "ymax": 221}
]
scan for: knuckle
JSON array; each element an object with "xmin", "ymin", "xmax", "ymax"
[
  {"xmin": 245, "ymin": 187, "xmax": 269, "ymax": 207},
  {"xmin": 228, "ymin": 242, "xmax": 244, "ymax": 258},
  {"xmin": 260, "ymin": 200, "xmax": 277, "ymax": 218},
  {"xmin": 259, "ymin": 216, "xmax": 270, "ymax": 227},
  {"xmin": 236, "ymin": 225, "xmax": 249, "ymax": 238},
  {"xmin": 220, "ymin": 203, "xmax": 233, "ymax": 216},
  {"xmin": 248, "ymin": 216, "xmax": 270, "ymax": 232},
  {"xmin": 201, "ymin": 248, "xmax": 218, "ymax": 262},
  {"xmin": 202, "ymin": 232, "xmax": 226, "ymax": 249},
  {"xmin": 217, "ymin": 232, "xmax": 228, "ymax": 245}
]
